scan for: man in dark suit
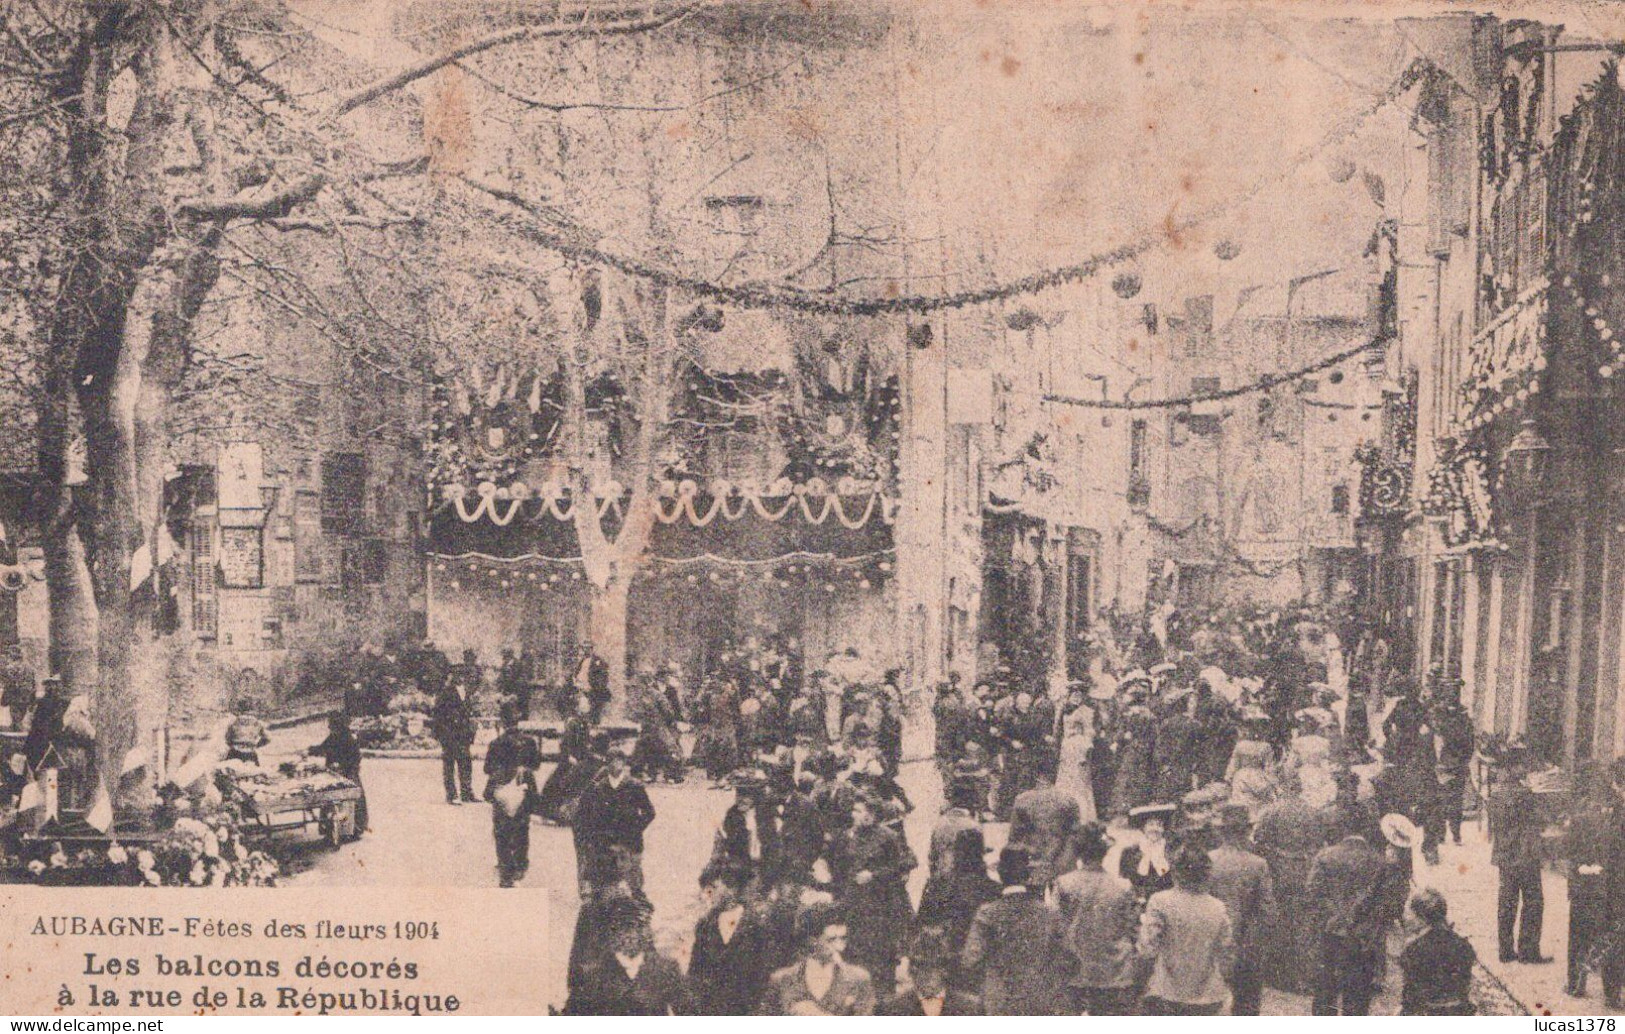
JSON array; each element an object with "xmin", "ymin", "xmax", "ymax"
[
  {"xmin": 1306, "ymin": 831, "xmax": 1391, "ymax": 1015},
  {"xmin": 687, "ymin": 864, "xmax": 771, "ymax": 1015},
  {"xmin": 484, "ymin": 702, "xmax": 541, "ymax": 888},
  {"xmin": 1490, "ymin": 748, "xmax": 1550, "ymax": 963},
  {"xmin": 432, "ymin": 677, "xmax": 477, "ymax": 804},
  {"xmin": 760, "ymin": 902, "xmax": 876, "ymax": 1015},
  {"xmin": 1206, "ymin": 804, "xmax": 1275, "ymax": 1015},
  {"xmin": 961, "ymin": 847, "xmax": 1068, "ymax": 1015},
  {"xmin": 1009, "ymin": 770, "xmax": 1081, "ymax": 888},
  {"xmin": 573, "ymin": 742, "xmax": 656, "ymax": 897},
  {"xmin": 575, "ymin": 650, "xmax": 611, "ymax": 723},
  {"xmin": 565, "ymin": 916, "xmax": 689, "ymax": 1015}
]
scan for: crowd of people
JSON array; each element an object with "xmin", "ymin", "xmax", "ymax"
[
  {"xmin": 307, "ymin": 601, "xmax": 1625, "ymax": 1016},
  {"xmin": 450, "ymin": 603, "xmax": 1501, "ymax": 1016}
]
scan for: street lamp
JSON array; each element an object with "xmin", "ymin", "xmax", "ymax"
[{"xmin": 1503, "ymin": 419, "xmax": 1552, "ymax": 505}]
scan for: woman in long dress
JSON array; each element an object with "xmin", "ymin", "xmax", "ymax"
[{"xmin": 1054, "ymin": 691, "xmax": 1098, "ymax": 823}]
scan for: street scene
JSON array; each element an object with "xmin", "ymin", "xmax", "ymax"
[{"xmin": 2, "ymin": 0, "xmax": 1625, "ymax": 1018}]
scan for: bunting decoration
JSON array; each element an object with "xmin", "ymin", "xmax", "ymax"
[
  {"xmin": 430, "ymin": 549, "xmax": 896, "ymax": 594},
  {"xmin": 438, "ymin": 479, "xmax": 897, "ymax": 531}
]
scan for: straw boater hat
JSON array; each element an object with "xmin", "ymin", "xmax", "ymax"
[
  {"xmin": 1380, "ymin": 813, "xmax": 1422, "ymax": 850},
  {"xmin": 1127, "ymin": 802, "xmax": 1178, "ymax": 828}
]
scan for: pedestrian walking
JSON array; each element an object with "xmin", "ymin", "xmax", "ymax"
[
  {"xmin": 573, "ymin": 742, "xmax": 656, "ymax": 898},
  {"xmin": 484, "ymin": 702, "xmax": 540, "ymax": 887},
  {"xmin": 1136, "ymin": 844, "xmax": 1234, "ymax": 1016},
  {"xmin": 1054, "ymin": 823, "xmax": 1139, "ymax": 1015},
  {"xmin": 917, "ymin": 826, "xmax": 999, "ymax": 993},
  {"xmin": 1305, "ymin": 829, "xmax": 1390, "ymax": 1015},
  {"xmin": 565, "ymin": 914, "xmax": 689, "ymax": 1015},
  {"xmin": 1205, "ymin": 803, "xmax": 1274, "ymax": 1015},
  {"xmin": 431, "ymin": 678, "xmax": 477, "ymax": 804},
  {"xmin": 834, "ymin": 794, "xmax": 916, "ymax": 999},
  {"xmin": 760, "ymin": 902, "xmax": 876, "ymax": 1015},
  {"xmin": 1489, "ymin": 747, "xmax": 1551, "ymax": 964},
  {"xmin": 1009, "ymin": 769, "xmax": 1080, "ymax": 888},
  {"xmin": 687, "ymin": 863, "xmax": 772, "ymax": 1015},
  {"xmin": 960, "ymin": 847, "xmax": 1068, "ymax": 1015}
]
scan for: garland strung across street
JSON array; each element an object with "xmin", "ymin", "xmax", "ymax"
[
  {"xmin": 439, "ymin": 479, "xmax": 897, "ymax": 530},
  {"xmin": 1041, "ymin": 334, "xmax": 1387, "ymax": 410},
  {"xmin": 463, "ymin": 57, "xmax": 1436, "ymax": 318},
  {"xmin": 429, "ymin": 548, "xmax": 897, "ymax": 592}
]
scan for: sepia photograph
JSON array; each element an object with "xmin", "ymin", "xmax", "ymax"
[{"xmin": 1, "ymin": 0, "xmax": 1624, "ymax": 1018}]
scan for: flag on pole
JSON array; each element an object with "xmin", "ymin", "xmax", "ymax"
[{"xmin": 85, "ymin": 778, "xmax": 113, "ymax": 833}]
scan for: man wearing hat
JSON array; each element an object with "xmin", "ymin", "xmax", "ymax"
[
  {"xmin": 1253, "ymin": 770, "xmax": 1326, "ymax": 994},
  {"xmin": 1489, "ymin": 746, "xmax": 1551, "ymax": 963},
  {"xmin": 484, "ymin": 701, "xmax": 540, "ymax": 887},
  {"xmin": 961, "ymin": 846, "xmax": 1068, "ymax": 1015},
  {"xmin": 573, "ymin": 739, "xmax": 656, "ymax": 899},
  {"xmin": 761, "ymin": 901, "xmax": 875, "ymax": 1015},
  {"xmin": 1305, "ymin": 825, "xmax": 1390, "ymax": 1015},
  {"xmin": 1206, "ymin": 804, "xmax": 1274, "ymax": 1015},
  {"xmin": 932, "ymin": 678, "xmax": 974, "ymax": 784},
  {"xmin": 1426, "ymin": 683, "xmax": 1475, "ymax": 853},
  {"xmin": 712, "ymin": 768, "xmax": 777, "ymax": 880}
]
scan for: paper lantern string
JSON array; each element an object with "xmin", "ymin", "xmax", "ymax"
[
  {"xmin": 1042, "ymin": 334, "xmax": 1385, "ymax": 410},
  {"xmin": 462, "ymin": 58, "xmax": 1433, "ymax": 318}
]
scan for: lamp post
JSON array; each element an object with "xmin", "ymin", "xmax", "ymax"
[{"xmin": 1503, "ymin": 419, "xmax": 1552, "ymax": 510}]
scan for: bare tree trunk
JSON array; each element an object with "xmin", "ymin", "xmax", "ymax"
[
  {"xmin": 76, "ymin": 333, "xmax": 143, "ymax": 798},
  {"xmin": 36, "ymin": 366, "xmax": 98, "ymax": 696}
]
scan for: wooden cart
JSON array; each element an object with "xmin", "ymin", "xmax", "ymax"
[{"xmin": 228, "ymin": 777, "xmax": 363, "ymax": 849}]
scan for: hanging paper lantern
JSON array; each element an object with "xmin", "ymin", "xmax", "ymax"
[
  {"xmin": 1213, "ymin": 239, "xmax": 1242, "ymax": 261},
  {"xmin": 1111, "ymin": 271, "xmax": 1143, "ymax": 299}
]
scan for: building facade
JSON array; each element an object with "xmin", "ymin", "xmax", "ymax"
[{"xmin": 1382, "ymin": 14, "xmax": 1625, "ymax": 766}]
